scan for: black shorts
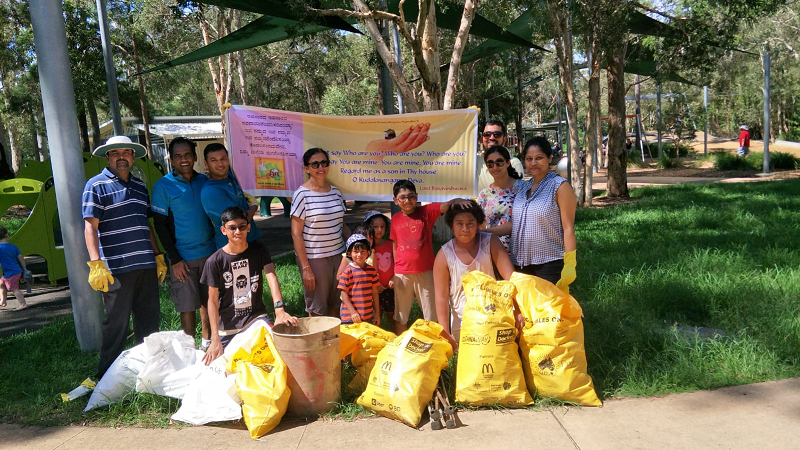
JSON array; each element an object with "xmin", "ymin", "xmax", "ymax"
[
  {"xmin": 379, "ymin": 288, "xmax": 395, "ymax": 314},
  {"xmin": 514, "ymin": 259, "xmax": 564, "ymax": 285}
]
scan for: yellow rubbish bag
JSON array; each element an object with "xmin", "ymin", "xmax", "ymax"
[
  {"xmin": 340, "ymin": 323, "xmax": 397, "ymax": 390},
  {"xmin": 456, "ymin": 271, "xmax": 533, "ymax": 407},
  {"xmin": 357, "ymin": 320, "xmax": 453, "ymax": 427},
  {"xmin": 230, "ymin": 327, "xmax": 292, "ymax": 439},
  {"xmin": 510, "ymin": 272, "xmax": 602, "ymax": 407}
]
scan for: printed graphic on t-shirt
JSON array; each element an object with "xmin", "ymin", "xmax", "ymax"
[
  {"xmin": 229, "ymin": 259, "xmax": 256, "ymax": 316},
  {"xmin": 396, "ymin": 220, "xmax": 424, "ymax": 252},
  {"xmin": 376, "ymin": 251, "xmax": 392, "ymax": 273}
]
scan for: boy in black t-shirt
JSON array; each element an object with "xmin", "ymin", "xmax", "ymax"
[{"xmin": 201, "ymin": 207, "xmax": 298, "ymax": 365}]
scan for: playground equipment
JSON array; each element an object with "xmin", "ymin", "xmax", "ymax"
[
  {"xmin": 3, "ymin": 154, "xmax": 165, "ymax": 286},
  {"xmin": 0, "ymin": 178, "xmax": 42, "ymax": 214}
]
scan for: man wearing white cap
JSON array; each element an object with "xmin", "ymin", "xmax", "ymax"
[
  {"xmin": 738, "ymin": 125, "xmax": 751, "ymax": 156},
  {"xmin": 82, "ymin": 136, "xmax": 167, "ymax": 378}
]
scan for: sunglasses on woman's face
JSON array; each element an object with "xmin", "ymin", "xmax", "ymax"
[
  {"xmin": 485, "ymin": 159, "xmax": 507, "ymax": 169},
  {"xmin": 307, "ymin": 160, "xmax": 330, "ymax": 169},
  {"xmin": 483, "ymin": 131, "xmax": 504, "ymax": 138}
]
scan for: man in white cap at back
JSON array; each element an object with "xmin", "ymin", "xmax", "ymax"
[
  {"xmin": 82, "ymin": 136, "xmax": 168, "ymax": 379},
  {"xmin": 738, "ymin": 125, "xmax": 751, "ymax": 156}
]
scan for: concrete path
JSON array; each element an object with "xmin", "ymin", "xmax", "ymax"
[
  {"xmin": 3, "ymin": 377, "xmax": 797, "ymax": 450},
  {"xmin": 0, "ymin": 283, "xmax": 71, "ymax": 338}
]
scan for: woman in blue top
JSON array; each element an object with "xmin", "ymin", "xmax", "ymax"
[{"xmin": 509, "ymin": 136, "xmax": 577, "ymax": 292}]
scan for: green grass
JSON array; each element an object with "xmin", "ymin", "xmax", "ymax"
[
  {"xmin": 4, "ymin": 181, "xmax": 800, "ymax": 426},
  {"xmin": 577, "ymin": 180, "xmax": 800, "ymax": 397},
  {"xmin": 656, "ymin": 154, "xmax": 675, "ymax": 169},
  {"xmin": 0, "ymin": 218, "xmax": 25, "ymax": 237}
]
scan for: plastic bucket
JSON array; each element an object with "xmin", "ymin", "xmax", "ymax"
[{"xmin": 272, "ymin": 317, "xmax": 341, "ymax": 418}]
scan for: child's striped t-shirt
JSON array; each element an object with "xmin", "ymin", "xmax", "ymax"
[{"xmin": 337, "ymin": 263, "xmax": 378, "ymax": 323}]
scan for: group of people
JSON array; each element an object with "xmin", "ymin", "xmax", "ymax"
[
  {"xmin": 82, "ymin": 135, "xmax": 296, "ymax": 378},
  {"xmin": 288, "ymin": 120, "xmax": 577, "ymax": 350},
  {"xmin": 434, "ymin": 122, "xmax": 577, "ymax": 347},
  {"xmin": 80, "ymin": 117, "xmax": 577, "ymax": 378}
]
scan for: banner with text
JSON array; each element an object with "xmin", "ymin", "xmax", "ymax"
[{"xmin": 224, "ymin": 106, "xmax": 478, "ymax": 201}]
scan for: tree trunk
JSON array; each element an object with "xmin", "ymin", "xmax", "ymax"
[
  {"xmin": 77, "ymin": 97, "xmax": 90, "ymax": 153},
  {"xmin": 606, "ymin": 41, "xmax": 629, "ymax": 198},
  {"xmin": 1, "ymin": 93, "xmax": 20, "ymax": 173},
  {"xmin": 36, "ymin": 113, "xmax": 48, "ymax": 160},
  {"xmin": 515, "ymin": 47, "xmax": 524, "ymax": 151},
  {"xmin": 130, "ymin": 9, "xmax": 153, "ymax": 159},
  {"xmin": 87, "ymin": 94, "xmax": 101, "ymax": 151},
  {"xmin": 233, "ymin": 10, "xmax": 249, "ymax": 105},
  {"xmin": 420, "ymin": 0, "xmax": 443, "ymax": 110},
  {"xmin": 349, "ymin": 0, "xmax": 420, "ymax": 112},
  {"xmin": 442, "ymin": 0, "xmax": 477, "ymax": 110},
  {"xmin": 30, "ymin": 110, "xmax": 41, "ymax": 161},
  {"xmin": 0, "ymin": 112, "xmax": 13, "ymax": 179},
  {"xmin": 7, "ymin": 129, "xmax": 20, "ymax": 174},
  {"xmin": 585, "ymin": 35, "xmax": 601, "ymax": 206},
  {"xmin": 546, "ymin": 0, "xmax": 583, "ymax": 204},
  {"xmin": 199, "ymin": 6, "xmax": 229, "ymax": 117}
]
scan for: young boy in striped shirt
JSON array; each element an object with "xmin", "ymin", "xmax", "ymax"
[{"xmin": 338, "ymin": 234, "xmax": 380, "ymax": 325}]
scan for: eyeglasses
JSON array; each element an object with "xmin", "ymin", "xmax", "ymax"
[
  {"xmin": 483, "ymin": 131, "xmax": 504, "ymax": 138},
  {"xmin": 396, "ymin": 195, "xmax": 418, "ymax": 202},
  {"xmin": 307, "ymin": 160, "xmax": 330, "ymax": 169},
  {"xmin": 485, "ymin": 159, "xmax": 507, "ymax": 168},
  {"xmin": 225, "ymin": 224, "xmax": 249, "ymax": 232}
]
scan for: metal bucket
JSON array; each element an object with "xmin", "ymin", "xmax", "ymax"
[{"xmin": 272, "ymin": 317, "xmax": 341, "ymax": 418}]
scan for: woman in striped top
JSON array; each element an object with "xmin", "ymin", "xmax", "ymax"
[
  {"xmin": 509, "ymin": 136, "xmax": 577, "ymax": 292},
  {"xmin": 291, "ymin": 148, "xmax": 351, "ymax": 317}
]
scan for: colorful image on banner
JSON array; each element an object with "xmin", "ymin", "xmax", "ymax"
[{"xmin": 255, "ymin": 158, "xmax": 286, "ymax": 190}]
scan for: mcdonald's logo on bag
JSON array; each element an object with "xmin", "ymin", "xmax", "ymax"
[
  {"xmin": 482, "ymin": 363, "xmax": 494, "ymax": 374},
  {"xmin": 381, "ymin": 361, "xmax": 392, "ymax": 373}
]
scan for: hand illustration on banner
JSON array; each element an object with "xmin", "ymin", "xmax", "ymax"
[{"xmin": 367, "ymin": 123, "xmax": 431, "ymax": 160}]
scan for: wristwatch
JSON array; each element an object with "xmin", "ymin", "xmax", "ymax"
[{"xmin": 274, "ymin": 301, "xmax": 285, "ymax": 309}]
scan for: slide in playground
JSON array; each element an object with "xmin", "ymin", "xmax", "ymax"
[{"xmin": 1, "ymin": 154, "xmax": 165, "ymax": 286}]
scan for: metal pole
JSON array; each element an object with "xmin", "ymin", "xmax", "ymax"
[
  {"xmin": 703, "ymin": 85, "xmax": 709, "ymax": 157},
  {"xmin": 31, "ymin": 0, "xmax": 103, "ymax": 351},
  {"xmin": 763, "ymin": 53, "xmax": 770, "ymax": 174},
  {"xmin": 96, "ymin": 0, "xmax": 123, "ymax": 136},
  {"xmin": 589, "ymin": 45, "xmax": 598, "ymax": 174},
  {"xmin": 657, "ymin": 82, "xmax": 662, "ymax": 160},
  {"xmin": 484, "ymin": 98, "xmax": 490, "ymax": 122},
  {"xmin": 635, "ymin": 74, "xmax": 642, "ymax": 160},
  {"xmin": 391, "ymin": 23, "xmax": 404, "ymax": 114}
]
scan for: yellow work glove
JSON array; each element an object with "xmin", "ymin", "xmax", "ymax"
[
  {"xmin": 155, "ymin": 254, "xmax": 168, "ymax": 284},
  {"xmin": 556, "ymin": 250, "xmax": 577, "ymax": 294},
  {"xmin": 87, "ymin": 260, "xmax": 114, "ymax": 292}
]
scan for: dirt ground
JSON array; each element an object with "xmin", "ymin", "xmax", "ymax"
[{"xmin": 586, "ymin": 132, "xmax": 800, "ymax": 207}]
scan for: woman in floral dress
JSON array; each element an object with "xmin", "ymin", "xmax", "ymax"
[{"xmin": 477, "ymin": 145, "xmax": 524, "ymax": 250}]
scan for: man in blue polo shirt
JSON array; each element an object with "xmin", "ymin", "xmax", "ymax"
[
  {"xmin": 201, "ymin": 143, "xmax": 260, "ymax": 248},
  {"xmin": 151, "ymin": 137, "xmax": 216, "ymax": 349},
  {"xmin": 82, "ymin": 135, "xmax": 168, "ymax": 379}
]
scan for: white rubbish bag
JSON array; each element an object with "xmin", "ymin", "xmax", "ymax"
[
  {"xmin": 135, "ymin": 331, "xmax": 198, "ymax": 397},
  {"xmin": 84, "ymin": 342, "xmax": 148, "ymax": 412},
  {"xmin": 171, "ymin": 357, "xmax": 242, "ymax": 425}
]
